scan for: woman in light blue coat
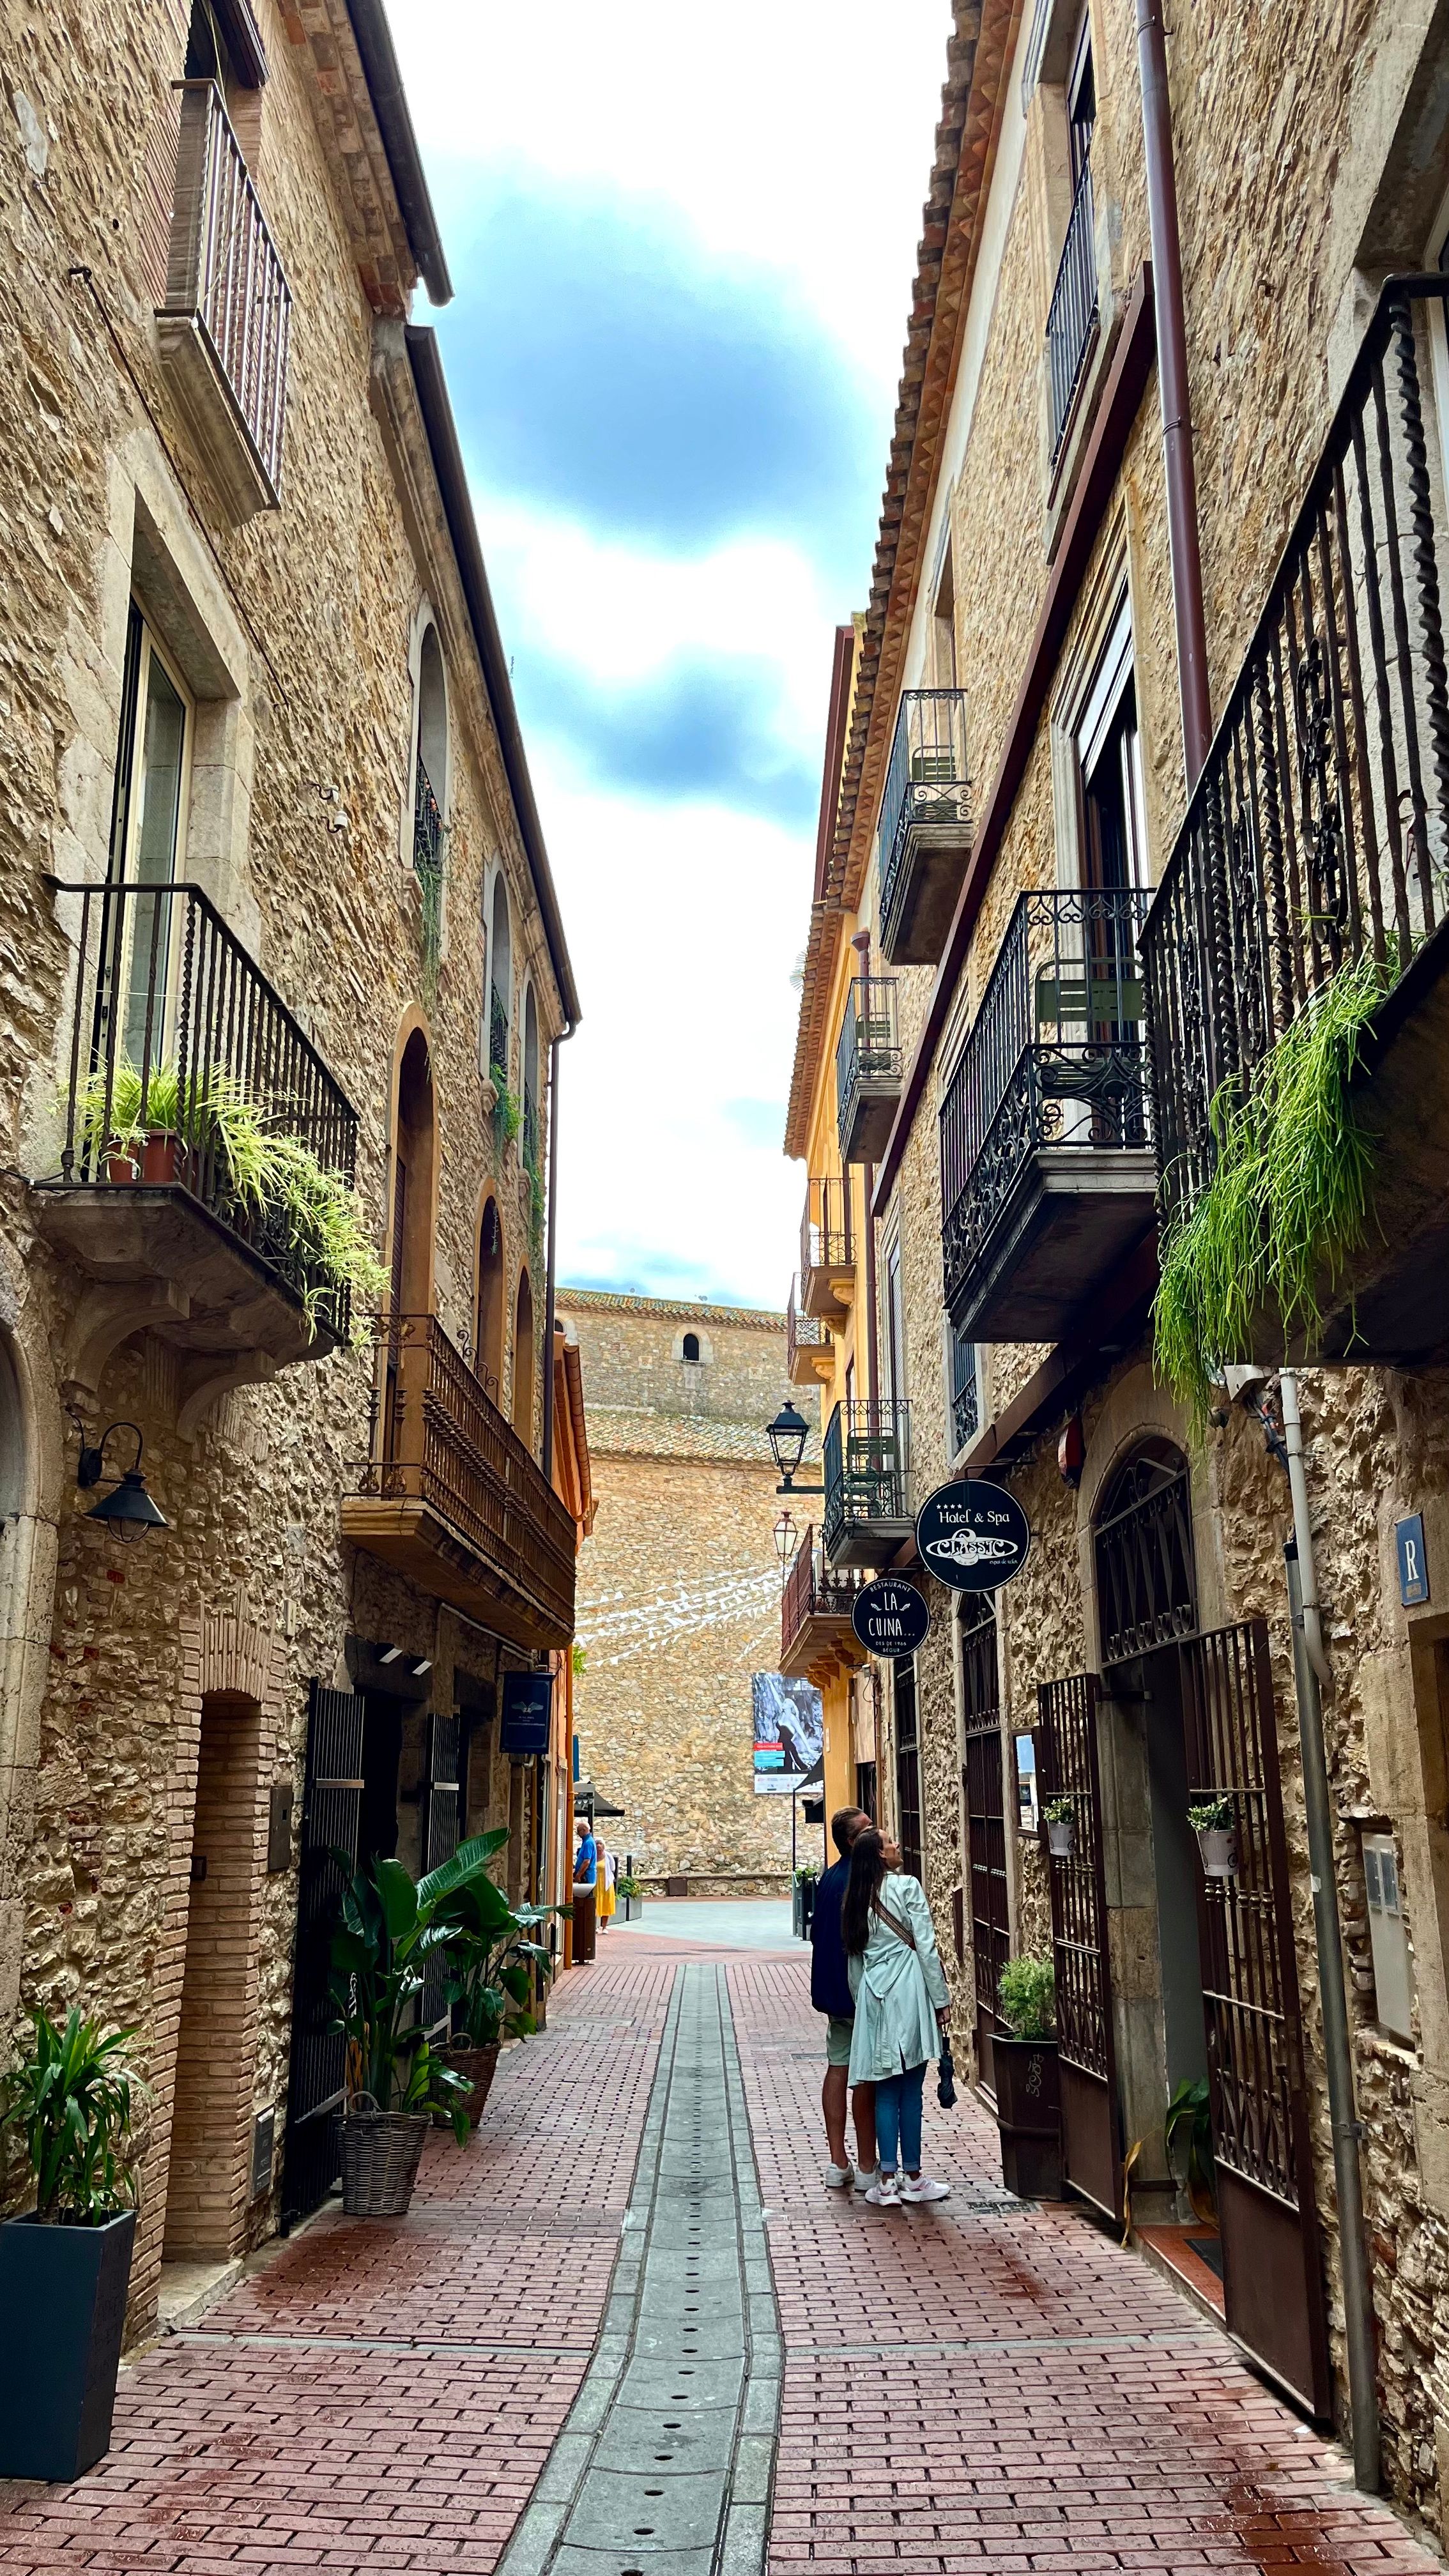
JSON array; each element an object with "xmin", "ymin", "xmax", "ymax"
[{"xmin": 842, "ymin": 1827, "xmax": 952, "ymax": 2207}]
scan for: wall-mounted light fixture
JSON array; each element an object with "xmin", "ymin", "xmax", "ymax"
[
  {"xmin": 75, "ymin": 1421, "xmax": 167, "ymax": 1544},
  {"xmin": 377, "ymin": 1643, "xmax": 404, "ymax": 1664},
  {"xmin": 765, "ymin": 1401, "xmax": 823, "ymax": 1498},
  {"xmin": 772, "ymin": 1510, "xmax": 799, "ymax": 1567},
  {"xmin": 410, "ymin": 1656, "xmax": 433, "ymax": 1677}
]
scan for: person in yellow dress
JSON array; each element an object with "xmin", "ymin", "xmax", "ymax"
[{"xmin": 595, "ymin": 1831, "xmax": 617, "ymax": 1929}]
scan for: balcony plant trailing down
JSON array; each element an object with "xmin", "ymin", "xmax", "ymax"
[{"xmin": 1153, "ymin": 949, "xmax": 1390, "ymax": 1431}]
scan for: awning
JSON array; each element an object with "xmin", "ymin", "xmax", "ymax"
[{"xmin": 574, "ymin": 1777, "xmax": 626, "ymax": 1819}]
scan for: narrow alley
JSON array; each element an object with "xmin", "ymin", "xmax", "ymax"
[{"xmin": 0, "ymin": 1928, "xmax": 1434, "ymax": 2576}]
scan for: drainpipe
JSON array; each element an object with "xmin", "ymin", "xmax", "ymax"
[
  {"xmin": 851, "ymin": 931, "xmax": 880, "ymax": 1425},
  {"xmin": 1280, "ymin": 1370, "xmax": 1379, "ymax": 2491},
  {"xmin": 1135, "ymin": 0, "xmax": 1212, "ymax": 786}
]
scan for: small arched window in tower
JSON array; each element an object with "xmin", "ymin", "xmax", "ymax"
[
  {"xmin": 413, "ymin": 625, "xmax": 447, "ymax": 880},
  {"xmin": 489, "ymin": 877, "xmax": 512, "ymax": 1084},
  {"xmin": 682, "ymin": 1332, "xmax": 701, "ymax": 1364}
]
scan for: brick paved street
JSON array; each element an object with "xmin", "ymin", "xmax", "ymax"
[{"xmin": 1, "ymin": 1940, "xmax": 1441, "ymax": 2575}]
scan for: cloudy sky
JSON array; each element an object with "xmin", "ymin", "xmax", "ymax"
[{"xmin": 392, "ymin": 1, "xmax": 947, "ymax": 1308}]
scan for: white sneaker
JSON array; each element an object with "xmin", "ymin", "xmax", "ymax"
[
  {"xmin": 864, "ymin": 2175, "xmax": 901, "ymax": 2207},
  {"xmin": 824, "ymin": 2162, "xmax": 855, "ymax": 2191},
  {"xmin": 900, "ymin": 2175, "xmax": 951, "ymax": 2204}
]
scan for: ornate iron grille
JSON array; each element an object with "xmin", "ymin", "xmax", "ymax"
[
  {"xmin": 878, "ymin": 689, "xmax": 971, "ymax": 944},
  {"xmin": 489, "ymin": 985, "xmax": 509, "ymax": 1081},
  {"xmin": 47, "ymin": 876, "xmax": 358, "ymax": 1342},
  {"xmin": 781, "ymin": 1526, "xmax": 864, "ymax": 1663},
  {"xmin": 950, "ymin": 1321, "xmax": 979, "ymax": 1456},
  {"xmin": 894, "ymin": 1655, "xmax": 922, "ymax": 1881},
  {"xmin": 414, "ymin": 750, "xmax": 443, "ymax": 875},
  {"xmin": 1180, "ymin": 1621, "xmax": 1307, "ymax": 2211},
  {"xmin": 961, "ymin": 1598, "xmax": 1008, "ymax": 2040},
  {"xmin": 162, "ymin": 81, "xmax": 292, "ymax": 498},
  {"xmin": 1046, "ymin": 153, "xmax": 1098, "ymax": 461},
  {"xmin": 1036, "ymin": 1670, "xmax": 1112, "ymax": 2082},
  {"xmin": 836, "ymin": 974, "xmax": 901, "ymax": 1162},
  {"xmin": 785, "ymin": 1281, "xmax": 824, "ymax": 1377},
  {"xmin": 801, "ymin": 1174, "xmax": 852, "ymax": 1287},
  {"xmin": 1144, "ymin": 275, "xmax": 1449, "ymax": 1226},
  {"xmin": 1093, "ymin": 1445, "xmax": 1197, "ymax": 1664},
  {"xmin": 822, "ymin": 1398, "xmax": 911, "ymax": 1551},
  {"xmin": 939, "ymin": 887, "xmax": 1151, "ymax": 1315}
]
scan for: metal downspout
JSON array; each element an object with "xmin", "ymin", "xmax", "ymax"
[
  {"xmin": 1135, "ymin": 0, "xmax": 1212, "ymax": 785},
  {"xmin": 1281, "ymin": 1371, "xmax": 1379, "ymax": 2490}
]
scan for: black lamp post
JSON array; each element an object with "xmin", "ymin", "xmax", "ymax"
[
  {"xmin": 76, "ymin": 1422, "xmax": 167, "ymax": 1544},
  {"xmin": 765, "ymin": 1400, "xmax": 822, "ymax": 1498}
]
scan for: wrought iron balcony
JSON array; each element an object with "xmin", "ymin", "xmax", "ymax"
[
  {"xmin": 836, "ymin": 976, "xmax": 902, "ymax": 1166},
  {"xmin": 1142, "ymin": 275, "xmax": 1449, "ymax": 1362},
  {"xmin": 878, "ymin": 691, "xmax": 972, "ymax": 964},
  {"xmin": 34, "ymin": 878, "xmax": 358, "ymax": 1388},
  {"xmin": 1046, "ymin": 153, "xmax": 1098, "ymax": 464},
  {"xmin": 414, "ymin": 751, "xmax": 443, "ymax": 877},
  {"xmin": 343, "ymin": 1313, "xmax": 576, "ymax": 1650},
  {"xmin": 940, "ymin": 887, "xmax": 1154, "ymax": 1341},
  {"xmin": 780, "ymin": 1527, "xmax": 866, "ymax": 1679},
  {"xmin": 489, "ymin": 985, "xmax": 509, "ymax": 1084},
  {"xmin": 156, "ymin": 81, "xmax": 291, "ymax": 519},
  {"xmin": 786, "ymin": 1280, "xmax": 832, "ymax": 1388},
  {"xmin": 800, "ymin": 1175, "xmax": 854, "ymax": 1321},
  {"xmin": 822, "ymin": 1398, "xmax": 913, "ymax": 1568}
]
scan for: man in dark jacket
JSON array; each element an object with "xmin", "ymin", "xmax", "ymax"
[{"xmin": 810, "ymin": 1805, "xmax": 877, "ymax": 2189}]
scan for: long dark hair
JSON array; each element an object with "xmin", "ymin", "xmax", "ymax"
[{"xmin": 841, "ymin": 1828, "xmax": 889, "ymax": 1957}]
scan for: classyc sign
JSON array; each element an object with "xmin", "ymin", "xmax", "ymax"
[
  {"xmin": 851, "ymin": 1575, "xmax": 931, "ymax": 1659},
  {"xmin": 915, "ymin": 1478, "xmax": 1032, "ymax": 1592}
]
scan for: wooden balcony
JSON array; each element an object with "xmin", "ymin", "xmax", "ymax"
[
  {"xmin": 836, "ymin": 976, "xmax": 902, "ymax": 1167},
  {"xmin": 799, "ymin": 1176, "xmax": 854, "ymax": 1322},
  {"xmin": 878, "ymin": 691, "xmax": 972, "ymax": 966},
  {"xmin": 940, "ymin": 889, "xmax": 1156, "ymax": 1344},
  {"xmin": 786, "ymin": 1282, "xmax": 833, "ymax": 1388},
  {"xmin": 1142, "ymin": 275, "xmax": 1449, "ymax": 1365},
  {"xmin": 780, "ymin": 1529, "xmax": 866, "ymax": 1682},
  {"xmin": 157, "ymin": 80, "xmax": 291, "ymax": 521},
  {"xmin": 342, "ymin": 1314, "xmax": 576, "ymax": 1650}
]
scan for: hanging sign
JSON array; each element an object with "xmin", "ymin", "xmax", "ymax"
[
  {"xmin": 915, "ymin": 1478, "xmax": 1031, "ymax": 1591},
  {"xmin": 501, "ymin": 1669, "xmax": 553, "ymax": 1756},
  {"xmin": 851, "ymin": 1575, "xmax": 931, "ymax": 1658}
]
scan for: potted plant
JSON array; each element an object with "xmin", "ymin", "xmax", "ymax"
[
  {"xmin": 992, "ymin": 1956, "xmax": 1061, "ymax": 2199},
  {"xmin": 1189, "ymin": 1795, "xmax": 1237, "ymax": 1878},
  {"xmin": 437, "ymin": 1845, "xmax": 555, "ymax": 2124},
  {"xmin": 617, "ymin": 1873, "xmax": 643, "ymax": 1922},
  {"xmin": 0, "ymin": 2007, "xmax": 143, "ymax": 2480},
  {"xmin": 1163, "ymin": 2075, "xmax": 1217, "ymax": 2224},
  {"xmin": 1043, "ymin": 1796, "xmax": 1075, "ymax": 1859},
  {"xmin": 327, "ymin": 1839, "xmax": 505, "ymax": 2214}
]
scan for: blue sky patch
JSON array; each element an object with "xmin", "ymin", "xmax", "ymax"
[{"xmin": 516, "ymin": 649, "xmax": 818, "ymax": 828}]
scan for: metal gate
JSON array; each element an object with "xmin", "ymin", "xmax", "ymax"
[
  {"xmin": 1037, "ymin": 1669, "xmax": 1121, "ymax": 2220},
  {"xmin": 280, "ymin": 1684, "xmax": 364, "ymax": 2230},
  {"xmin": 1181, "ymin": 1620, "xmax": 1331, "ymax": 2418},
  {"xmin": 961, "ymin": 1600, "xmax": 1009, "ymax": 2094}
]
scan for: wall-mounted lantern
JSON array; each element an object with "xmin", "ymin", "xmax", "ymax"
[{"xmin": 76, "ymin": 1422, "xmax": 167, "ymax": 1544}]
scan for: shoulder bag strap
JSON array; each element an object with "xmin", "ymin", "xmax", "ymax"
[{"xmin": 872, "ymin": 1896, "xmax": 917, "ymax": 1952}]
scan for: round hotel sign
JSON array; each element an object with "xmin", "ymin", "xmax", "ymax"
[
  {"xmin": 851, "ymin": 1575, "xmax": 931, "ymax": 1659},
  {"xmin": 916, "ymin": 1479, "xmax": 1031, "ymax": 1592}
]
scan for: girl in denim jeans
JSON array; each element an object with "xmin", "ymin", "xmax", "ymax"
[{"xmin": 842, "ymin": 1828, "xmax": 952, "ymax": 2208}]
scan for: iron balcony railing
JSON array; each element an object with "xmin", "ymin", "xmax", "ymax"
[
  {"xmin": 1142, "ymin": 275, "xmax": 1449, "ymax": 1225},
  {"xmin": 878, "ymin": 690, "xmax": 970, "ymax": 940},
  {"xmin": 782, "ymin": 1527, "xmax": 865, "ymax": 1662},
  {"xmin": 835, "ymin": 975, "xmax": 901, "ymax": 1160},
  {"xmin": 360, "ymin": 1312, "xmax": 575, "ymax": 1635},
  {"xmin": 939, "ymin": 887, "xmax": 1152, "ymax": 1314},
  {"xmin": 414, "ymin": 751, "xmax": 443, "ymax": 878},
  {"xmin": 161, "ymin": 80, "xmax": 291, "ymax": 499},
  {"xmin": 786, "ymin": 1279, "xmax": 825, "ymax": 1377},
  {"xmin": 822, "ymin": 1398, "xmax": 912, "ymax": 1552},
  {"xmin": 46, "ymin": 877, "xmax": 358, "ymax": 1339},
  {"xmin": 951, "ymin": 1328, "xmax": 979, "ymax": 1457},
  {"xmin": 1046, "ymin": 153, "xmax": 1098, "ymax": 462},
  {"xmin": 801, "ymin": 1174, "xmax": 852, "ymax": 1291},
  {"xmin": 489, "ymin": 986, "xmax": 509, "ymax": 1082}
]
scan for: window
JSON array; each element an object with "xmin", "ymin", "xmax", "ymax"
[
  {"xmin": 413, "ymin": 625, "xmax": 447, "ymax": 879},
  {"xmin": 1075, "ymin": 595, "xmax": 1147, "ymax": 893},
  {"xmin": 949, "ymin": 1320, "xmax": 978, "ymax": 1457},
  {"xmin": 107, "ymin": 604, "xmax": 194, "ymax": 1063},
  {"xmin": 1066, "ymin": 6, "xmax": 1094, "ymax": 185},
  {"xmin": 1363, "ymin": 1833, "xmax": 1415, "ymax": 2041},
  {"xmin": 681, "ymin": 1332, "xmax": 701, "ymax": 1364},
  {"xmin": 522, "ymin": 985, "xmax": 540, "ymax": 1170},
  {"xmin": 1045, "ymin": 3, "xmax": 1100, "ymax": 462},
  {"xmin": 489, "ymin": 877, "xmax": 512, "ymax": 1081},
  {"xmin": 894, "ymin": 1656, "xmax": 922, "ymax": 1881},
  {"xmin": 884, "ymin": 1238, "xmax": 905, "ymax": 1401},
  {"xmin": 931, "ymin": 550, "xmax": 957, "ymax": 689},
  {"xmin": 854, "ymin": 1761, "xmax": 877, "ymax": 1823}
]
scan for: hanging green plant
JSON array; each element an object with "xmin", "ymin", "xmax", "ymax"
[
  {"xmin": 416, "ymin": 852, "xmax": 445, "ymax": 1000},
  {"xmin": 1153, "ymin": 947, "xmax": 1388, "ymax": 1431},
  {"xmin": 491, "ymin": 1075, "xmax": 521, "ymax": 1153},
  {"xmin": 526, "ymin": 1148, "xmax": 545, "ymax": 1252}
]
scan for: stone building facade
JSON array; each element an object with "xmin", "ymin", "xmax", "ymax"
[
  {"xmin": 0, "ymin": 0, "xmax": 585, "ymax": 2338},
  {"xmin": 785, "ymin": 0, "xmax": 1449, "ymax": 2528},
  {"xmin": 562, "ymin": 1291, "xmax": 816, "ymax": 1894}
]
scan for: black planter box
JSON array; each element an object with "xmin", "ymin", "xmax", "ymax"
[
  {"xmin": 0, "ymin": 2207, "xmax": 136, "ymax": 2480},
  {"xmin": 992, "ymin": 2035, "xmax": 1062, "ymax": 2199}
]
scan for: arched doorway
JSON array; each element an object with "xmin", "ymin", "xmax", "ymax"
[
  {"xmin": 386, "ymin": 1029, "xmax": 435, "ymax": 1453},
  {"xmin": 512, "ymin": 1267, "xmax": 535, "ymax": 1441},
  {"xmin": 164, "ymin": 1690, "xmax": 263, "ymax": 2260},
  {"xmin": 476, "ymin": 1195, "xmax": 505, "ymax": 1395}
]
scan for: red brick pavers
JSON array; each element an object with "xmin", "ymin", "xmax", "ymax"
[
  {"xmin": 728, "ymin": 1956, "xmax": 1436, "ymax": 2576},
  {"xmin": 0, "ymin": 1954, "xmax": 673, "ymax": 2575}
]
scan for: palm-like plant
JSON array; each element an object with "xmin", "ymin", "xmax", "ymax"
[
  {"xmin": 327, "ymin": 1832, "xmax": 512, "ymax": 2142},
  {"xmin": 440, "ymin": 1875, "xmax": 555, "ymax": 2049},
  {"xmin": 1, "ymin": 2009, "xmax": 141, "ymax": 2222}
]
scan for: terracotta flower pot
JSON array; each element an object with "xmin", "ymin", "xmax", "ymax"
[
  {"xmin": 102, "ymin": 1129, "xmax": 187, "ymax": 1188},
  {"xmin": 444, "ymin": 2042, "xmax": 500, "ymax": 2126}
]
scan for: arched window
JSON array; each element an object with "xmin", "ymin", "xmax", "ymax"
[
  {"xmin": 512, "ymin": 1268, "xmax": 535, "ymax": 1441},
  {"xmin": 413, "ymin": 625, "xmax": 447, "ymax": 875},
  {"xmin": 1092, "ymin": 1439, "xmax": 1196, "ymax": 1666},
  {"xmin": 475, "ymin": 1195, "xmax": 505, "ymax": 1395},
  {"xmin": 489, "ymin": 877, "xmax": 512, "ymax": 1084},
  {"xmin": 681, "ymin": 1331, "xmax": 700, "ymax": 1364},
  {"xmin": 522, "ymin": 985, "xmax": 540, "ymax": 1169},
  {"xmin": 385, "ymin": 1028, "xmax": 436, "ymax": 1453}
]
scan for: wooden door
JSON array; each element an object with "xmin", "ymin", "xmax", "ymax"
[
  {"xmin": 1037, "ymin": 1669, "xmax": 1122, "ymax": 2220},
  {"xmin": 281, "ymin": 1685, "xmax": 364, "ymax": 2229},
  {"xmin": 1180, "ymin": 1621, "xmax": 1331, "ymax": 2418}
]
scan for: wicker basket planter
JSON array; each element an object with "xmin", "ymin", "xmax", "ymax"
[
  {"xmin": 443, "ymin": 2043, "xmax": 500, "ymax": 2127},
  {"xmin": 339, "ymin": 2099, "xmax": 429, "ymax": 2216}
]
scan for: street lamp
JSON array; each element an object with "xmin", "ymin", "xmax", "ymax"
[
  {"xmin": 765, "ymin": 1401, "xmax": 822, "ymax": 1497},
  {"xmin": 772, "ymin": 1509, "xmax": 799, "ymax": 1568},
  {"xmin": 76, "ymin": 1422, "xmax": 167, "ymax": 1544}
]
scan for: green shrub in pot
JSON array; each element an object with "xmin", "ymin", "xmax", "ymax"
[{"xmin": 997, "ymin": 1954, "xmax": 1056, "ymax": 2041}]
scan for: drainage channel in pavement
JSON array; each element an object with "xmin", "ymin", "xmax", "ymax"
[{"xmin": 496, "ymin": 1959, "xmax": 778, "ymax": 2576}]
